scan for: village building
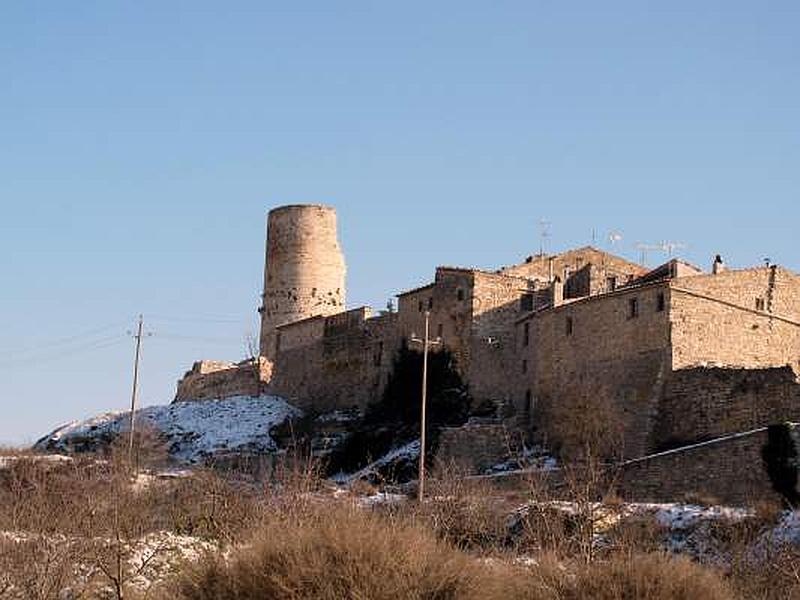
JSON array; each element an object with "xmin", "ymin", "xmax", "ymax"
[{"xmin": 175, "ymin": 205, "xmax": 800, "ymax": 504}]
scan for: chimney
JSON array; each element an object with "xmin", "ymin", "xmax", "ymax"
[
  {"xmin": 552, "ymin": 276, "xmax": 564, "ymax": 307},
  {"xmin": 712, "ymin": 254, "xmax": 725, "ymax": 275}
]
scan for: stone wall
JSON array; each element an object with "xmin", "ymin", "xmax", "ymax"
[
  {"xmin": 501, "ymin": 246, "xmax": 647, "ymax": 297},
  {"xmin": 267, "ymin": 307, "xmax": 400, "ymax": 411},
  {"xmin": 650, "ymin": 366, "xmax": 800, "ymax": 450},
  {"xmin": 670, "ymin": 267, "xmax": 800, "ymax": 371},
  {"xmin": 436, "ymin": 422, "xmax": 514, "ymax": 473},
  {"xmin": 174, "ymin": 359, "xmax": 268, "ymax": 402},
  {"xmin": 522, "ymin": 282, "xmax": 672, "ymax": 457},
  {"xmin": 468, "ymin": 271, "xmax": 535, "ymax": 406},
  {"xmin": 618, "ymin": 430, "xmax": 781, "ymax": 505}
]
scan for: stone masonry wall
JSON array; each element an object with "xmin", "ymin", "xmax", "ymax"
[
  {"xmin": 436, "ymin": 422, "xmax": 513, "ymax": 473},
  {"xmin": 174, "ymin": 359, "xmax": 267, "ymax": 402},
  {"xmin": 670, "ymin": 267, "xmax": 800, "ymax": 372},
  {"xmin": 650, "ymin": 366, "xmax": 800, "ymax": 450},
  {"xmin": 618, "ymin": 430, "xmax": 781, "ymax": 505},
  {"xmin": 268, "ymin": 308, "xmax": 400, "ymax": 411},
  {"xmin": 523, "ymin": 283, "xmax": 672, "ymax": 457},
  {"xmin": 501, "ymin": 246, "xmax": 647, "ymax": 297},
  {"xmin": 468, "ymin": 271, "xmax": 535, "ymax": 406}
]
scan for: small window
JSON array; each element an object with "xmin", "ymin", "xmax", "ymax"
[
  {"xmin": 373, "ymin": 341, "xmax": 383, "ymax": 367},
  {"xmin": 418, "ymin": 300, "xmax": 423, "ymax": 312},
  {"xmin": 275, "ymin": 332, "xmax": 282, "ymax": 351},
  {"xmin": 437, "ymin": 323, "xmax": 443, "ymax": 339},
  {"xmin": 565, "ymin": 316, "xmax": 574, "ymax": 336},
  {"xmin": 755, "ymin": 297, "xmax": 765, "ymax": 311},
  {"xmin": 629, "ymin": 297, "xmax": 639, "ymax": 319},
  {"xmin": 524, "ymin": 389, "xmax": 532, "ymax": 415},
  {"xmin": 522, "ymin": 359, "xmax": 528, "ymax": 374},
  {"xmin": 606, "ymin": 276, "xmax": 617, "ymax": 292},
  {"xmin": 428, "ymin": 297, "xmax": 434, "ymax": 310},
  {"xmin": 656, "ymin": 292, "xmax": 665, "ymax": 312},
  {"xmin": 520, "ymin": 293, "xmax": 534, "ymax": 312},
  {"xmin": 523, "ymin": 322, "xmax": 530, "ymax": 347},
  {"xmin": 457, "ymin": 289, "xmax": 464, "ymax": 301}
]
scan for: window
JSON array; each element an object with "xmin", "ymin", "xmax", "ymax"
[
  {"xmin": 523, "ymin": 322, "xmax": 530, "ymax": 346},
  {"xmin": 629, "ymin": 297, "xmax": 639, "ymax": 319},
  {"xmin": 373, "ymin": 341, "xmax": 383, "ymax": 367},
  {"xmin": 524, "ymin": 389, "xmax": 533, "ymax": 416},
  {"xmin": 520, "ymin": 293, "xmax": 534, "ymax": 312},
  {"xmin": 457, "ymin": 289, "xmax": 464, "ymax": 301},
  {"xmin": 275, "ymin": 332, "xmax": 282, "ymax": 351},
  {"xmin": 606, "ymin": 276, "xmax": 617, "ymax": 292},
  {"xmin": 756, "ymin": 297, "xmax": 766, "ymax": 311},
  {"xmin": 566, "ymin": 316, "xmax": 574, "ymax": 336},
  {"xmin": 656, "ymin": 292, "xmax": 665, "ymax": 312},
  {"xmin": 437, "ymin": 323, "xmax": 443, "ymax": 339},
  {"xmin": 522, "ymin": 359, "xmax": 528, "ymax": 374},
  {"xmin": 428, "ymin": 297, "xmax": 434, "ymax": 310},
  {"xmin": 418, "ymin": 300, "xmax": 423, "ymax": 312}
]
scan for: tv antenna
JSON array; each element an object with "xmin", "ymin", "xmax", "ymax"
[
  {"xmin": 660, "ymin": 241, "xmax": 686, "ymax": 257},
  {"xmin": 635, "ymin": 242, "xmax": 662, "ymax": 266},
  {"xmin": 635, "ymin": 241, "xmax": 688, "ymax": 266},
  {"xmin": 538, "ymin": 219, "xmax": 551, "ymax": 256}
]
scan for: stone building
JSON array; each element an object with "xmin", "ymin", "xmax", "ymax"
[{"xmin": 174, "ymin": 204, "xmax": 800, "ymax": 502}]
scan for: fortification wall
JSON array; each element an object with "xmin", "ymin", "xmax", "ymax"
[
  {"xmin": 174, "ymin": 359, "xmax": 268, "ymax": 402},
  {"xmin": 619, "ymin": 431, "xmax": 780, "ymax": 505},
  {"xmin": 259, "ymin": 204, "xmax": 346, "ymax": 360},
  {"xmin": 268, "ymin": 308, "xmax": 400, "ymax": 411},
  {"xmin": 525, "ymin": 283, "xmax": 672, "ymax": 457},
  {"xmin": 670, "ymin": 267, "xmax": 800, "ymax": 371},
  {"xmin": 650, "ymin": 366, "xmax": 800, "ymax": 450}
]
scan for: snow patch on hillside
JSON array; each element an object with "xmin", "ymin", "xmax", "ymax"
[
  {"xmin": 35, "ymin": 395, "xmax": 301, "ymax": 463},
  {"xmin": 332, "ymin": 439, "xmax": 420, "ymax": 483}
]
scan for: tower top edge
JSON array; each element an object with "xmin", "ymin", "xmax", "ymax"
[{"xmin": 268, "ymin": 204, "xmax": 336, "ymax": 215}]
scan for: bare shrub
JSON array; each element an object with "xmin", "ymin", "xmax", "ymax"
[
  {"xmin": 173, "ymin": 502, "xmax": 481, "ymax": 600},
  {"xmin": 515, "ymin": 552, "xmax": 734, "ymax": 600},
  {"xmin": 402, "ymin": 466, "xmax": 509, "ymax": 553}
]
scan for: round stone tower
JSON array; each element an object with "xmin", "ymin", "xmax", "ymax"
[{"xmin": 259, "ymin": 204, "xmax": 346, "ymax": 360}]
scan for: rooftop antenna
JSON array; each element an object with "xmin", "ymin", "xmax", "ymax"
[
  {"xmin": 635, "ymin": 242, "xmax": 662, "ymax": 267},
  {"xmin": 538, "ymin": 219, "xmax": 551, "ymax": 256},
  {"xmin": 660, "ymin": 241, "xmax": 687, "ymax": 257}
]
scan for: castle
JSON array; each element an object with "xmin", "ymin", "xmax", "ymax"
[{"xmin": 176, "ymin": 204, "xmax": 800, "ymax": 503}]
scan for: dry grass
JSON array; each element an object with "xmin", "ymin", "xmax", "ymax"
[
  {"xmin": 174, "ymin": 501, "xmax": 482, "ymax": 600},
  {"xmin": 516, "ymin": 552, "xmax": 735, "ymax": 600},
  {"xmin": 0, "ymin": 448, "xmax": 796, "ymax": 599}
]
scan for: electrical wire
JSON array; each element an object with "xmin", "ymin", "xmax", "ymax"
[{"xmin": 0, "ymin": 318, "xmax": 137, "ymax": 357}]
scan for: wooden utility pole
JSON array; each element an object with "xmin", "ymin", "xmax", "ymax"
[
  {"xmin": 128, "ymin": 314, "xmax": 144, "ymax": 473},
  {"xmin": 410, "ymin": 310, "xmax": 441, "ymax": 502}
]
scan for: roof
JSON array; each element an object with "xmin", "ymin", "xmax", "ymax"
[
  {"xmin": 514, "ymin": 279, "xmax": 671, "ymax": 324},
  {"xmin": 396, "ymin": 282, "xmax": 435, "ymax": 298}
]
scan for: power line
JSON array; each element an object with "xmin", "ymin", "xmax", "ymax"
[
  {"xmin": 0, "ymin": 336, "xmax": 129, "ymax": 370},
  {"xmin": 0, "ymin": 318, "xmax": 136, "ymax": 357},
  {"xmin": 147, "ymin": 314, "xmax": 247, "ymax": 324},
  {"xmin": 153, "ymin": 333, "xmax": 247, "ymax": 344}
]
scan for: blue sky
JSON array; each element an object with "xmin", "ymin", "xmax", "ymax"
[{"xmin": 1, "ymin": 1, "xmax": 798, "ymax": 444}]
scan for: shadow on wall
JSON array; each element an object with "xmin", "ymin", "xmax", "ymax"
[
  {"xmin": 762, "ymin": 423, "xmax": 800, "ymax": 508},
  {"xmin": 324, "ymin": 346, "xmax": 471, "ymax": 477}
]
